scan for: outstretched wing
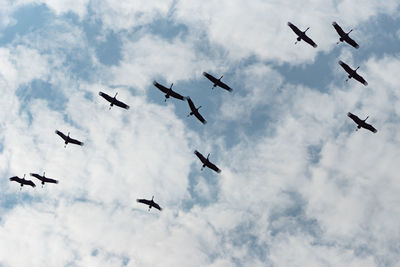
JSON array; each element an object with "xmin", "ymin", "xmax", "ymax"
[
  {"xmin": 194, "ymin": 111, "xmax": 207, "ymax": 125},
  {"xmin": 30, "ymin": 173, "xmax": 42, "ymax": 180},
  {"xmin": 55, "ymin": 130, "xmax": 67, "ymax": 141},
  {"xmin": 206, "ymin": 161, "xmax": 221, "ymax": 173},
  {"xmin": 98, "ymin": 92, "xmax": 113, "ymax": 103},
  {"xmin": 194, "ymin": 150, "xmax": 207, "ymax": 164},
  {"xmin": 302, "ymin": 34, "xmax": 318, "ymax": 48},
  {"xmin": 153, "ymin": 81, "xmax": 169, "ymax": 94},
  {"xmin": 287, "ymin": 22, "xmax": 302, "ymax": 36},
  {"xmin": 364, "ymin": 122, "xmax": 377, "ymax": 133},
  {"xmin": 203, "ymin": 72, "xmax": 218, "ymax": 84},
  {"xmin": 26, "ymin": 180, "xmax": 36, "ymax": 187},
  {"xmin": 9, "ymin": 176, "xmax": 21, "ymax": 183},
  {"xmin": 44, "ymin": 177, "xmax": 59, "ymax": 184},
  {"xmin": 114, "ymin": 99, "xmax": 130, "ymax": 109},
  {"xmin": 347, "ymin": 112, "xmax": 362, "ymax": 125},
  {"xmin": 338, "ymin": 60, "xmax": 353, "ymax": 75},
  {"xmin": 137, "ymin": 199, "xmax": 151, "ymax": 206},
  {"xmin": 332, "ymin": 22, "xmax": 346, "ymax": 37},
  {"xmin": 68, "ymin": 137, "xmax": 84, "ymax": 146},
  {"xmin": 344, "ymin": 36, "xmax": 359, "ymax": 49},
  {"xmin": 186, "ymin": 97, "xmax": 196, "ymax": 111},
  {"xmin": 217, "ymin": 80, "xmax": 233, "ymax": 92},
  {"xmin": 152, "ymin": 202, "xmax": 162, "ymax": 211},
  {"xmin": 169, "ymin": 89, "xmax": 185, "ymax": 101},
  {"xmin": 352, "ymin": 72, "xmax": 368, "ymax": 86}
]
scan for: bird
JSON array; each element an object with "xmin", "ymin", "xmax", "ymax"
[
  {"xmin": 332, "ymin": 22, "xmax": 359, "ymax": 49},
  {"xmin": 99, "ymin": 91, "xmax": 130, "ymax": 110},
  {"xmin": 30, "ymin": 172, "xmax": 58, "ymax": 187},
  {"xmin": 202, "ymin": 72, "xmax": 232, "ymax": 92},
  {"xmin": 185, "ymin": 97, "xmax": 207, "ymax": 124},
  {"xmin": 194, "ymin": 150, "xmax": 221, "ymax": 173},
  {"xmin": 136, "ymin": 196, "xmax": 162, "ymax": 211},
  {"xmin": 287, "ymin": 22, "xmax": 317, "ymax": 48},
  {"xmin": 9, "ymin": 174, "xmax": 36, "ymax": 189},
  {"xmin": 153, "ymin": 81, "xmax": 185, "ymax": 102},
  {"xmin": 347, "ymin": 112, "xmax": 377, "ymax": 133},
  {"xmin": 55, "ymin": 130, "xmax": 84, "ymax": 148},
  {"xmin": 338, "ymin": 60, "xmax": 368, "ymax": 86}
]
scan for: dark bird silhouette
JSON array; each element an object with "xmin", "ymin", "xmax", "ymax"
[
  {"xmin": 153, "ymin": 81, "xmax": 185, "ymax": 102},
  {"xmin": 136, "ymin": 196, "xmax": 162, "ymax": 211},
  {"xmin": 338, "ymin": 60, "xmax": 368, "ymax": 86},
  {"xmin": 99, "ymin": 91, "xmax": 130, "ymax": 110},
  {"xmin": 30, "ymin": 172, "xmax": 58, "ymax": 187},
  {"xmin": 185, "ymin": 97, "xmax": 207, "ymax": 124},
  {"xmin": 332, "ymin": 22, "xmax": 359, "ymax": 49},
  {"xmin": 194, "ymin": 150, "xmax": 221, "ymax": 173},
  {"xmin": 202, "ymin": 72, "xmax": 232, "ymax": 92},
  {"xmin": 347, "ymin": 112, "xmax": 377, "ymax": 133},
  {"xmin": 55, "ymin": 130, "xmax": 84, "ymax": 148},
  {"xmin": 287, "ymin": 22, "xmax": 317, "ymax": 48},
  {"xmin": 9, "ymin": 174, "xmax": 36, "ymax": 189}
]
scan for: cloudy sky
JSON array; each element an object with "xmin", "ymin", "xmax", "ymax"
[{"xmin": 0, "ymin": 1, "xmax": 399, "ymax": 266}]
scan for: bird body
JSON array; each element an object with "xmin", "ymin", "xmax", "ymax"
[
  {"xmin": 99, "ymin": 91, "xmax": 130, "ymax": 110},
  {"xmin": 287, "ymin": 22, "xmax": 317, "ymax": 48},
  {"xmin": 55, "ymin": 130, "xmax": 84, "ymax": 148},
  {"xmin": 194, "ymin": 150, "xmax": 221, "ymax": 173},
  {"xmin": 9, "ymin": 174, "xmax": 36, "ymax": 189},
  {"xmin": 136, "ymin": 196, "xmax": 162, "ymax": 211},
  {"xmin": 153, "ymin": 81, "xmax": 185, "ymax": 101},
  {"xmin": 332, "ymin": 22, "xmax": 359, "ymax": 49},
  {"xmin": 339, "ymin": 60, "xmax": 368, "ymax": 86},
  {"xmin": 347, "ymin": 112, "xmax": 377, "ymax": 133},
  {"xmin": 202, "ymin": 72, "xmax": 232, "ymax": 92},
  {"xmin": 185, "ymin": 97, "xmax": 207, "ymax": 124}
]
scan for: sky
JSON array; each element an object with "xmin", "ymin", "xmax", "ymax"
[{"xmin": 0, "ymin": 1, "xmax": 399, "ymax": 266}]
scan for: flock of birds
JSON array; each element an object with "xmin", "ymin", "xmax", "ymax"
[{"xmin": 9, "ymin": 20, "xmax": 377, "ymax": 212}]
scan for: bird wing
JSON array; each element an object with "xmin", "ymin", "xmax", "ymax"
[
  {"xmin": 98, "ymin": 92, "xmax": 113, "ymax": 103},
  {"xmin": 9, "ymin": 176, "xmax": 21, "ymax": 183},
  {"xmin": 194, "ymin": 150, "xmax": 207, "ymax": 164},
  {"xmin": 152, "ymin": 202, "xmax": 162, "ymax": 211},
  {"xmin": 344, "ymin": 36, "xmax": 359, "ymax": 49},
  {"xmin": 363, "ymin": 122, "xmax": 377, "ymax": 133},
  {"xmin": 186, "ymin": 97, "xmax": 196, "ymax": 111},
  {"xmin": 352, "ymin": 72, "xmax": 368, "ymax": 86},
  {"xmin": 153, "ymin": 81, "xmax": 169, "ymax": 94},
  {"xmin": 25, "ymin": 180, "xmax": 36, "ymax": 187},
  {"xmin": 137, "ymin": 199, "xmax": 152, "ymax": 206},
  {"xmin": 114, "ymin": 99, "xmax": 130, "ymax": 109},
  {"xmin": 203, "ymin": 72, "xmax": 218, "ymax": 84},
  {"xmin": 302, "ymin": 34, "xmax": 318, "ymax": 48},
  {"xmin": 30, "ymin": 173, "xmax": 42, "ymax": 180},
  {"xmin": 68, "ymin": 137, "xmax": 84, "ymax": 146},
  {"xmin": 217, "ymin": 81, "xmax": 233, "ymax": 92},
  {"xmin": 332, "ymin": 22, "xmax": 346, "ymax": 37},
  {"xmin": 338, "ymin": 60, "xmax": 353, "ymax": 74},
  {"xmin": 55, "ymin": 130, "xmax": 67, "ymax": 141},
  {"xmin": 347, "ymin": 112, "xmax": 362, "ymax": 125},
  {"xmin": 287, "ymin": 22, "xmax": 302, "ymax": 36},
  {"xmin": 206, "ymin": 161, "xmax": 221, "ymax": 173},
  {"xmin": 194, "ymin": 111, "xmax": 207, "ymax": 125},
  {"xmin": 169, "ymin": 89, "xmax": 185, "ymax": 101},
  {"xmin": 43, "ymin": 177, "xmax": 59, "ymax": 184}
]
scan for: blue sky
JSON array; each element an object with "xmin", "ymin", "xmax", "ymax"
[{"xmin": 0, "ymin": 1, "xmax": 399, "ymax": 266}]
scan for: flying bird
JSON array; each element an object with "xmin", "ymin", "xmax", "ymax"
[
  {"xmin": 99, "ymin": 91, "xmax": 130, "ymax": 110},
  {"xmin": 55, "ymin": 130, "xmax": 84, "ymax": 148},
  {"xmin": 136, "ymin": 196, "xmax": 162, "ymax": 211},
  {"xmin": 30, "ymin": 172, "xmax": 58, "ymax": 187},
  {"xmin": 347, "ymin": 112, "xmax": 377, "ymax": 133},
  {"xmin": 287, "ymin": 22, "xmax": 317, "ymax": 48},
  {"xmin": 202, "ymin": 72, "xmax": 232, "ymax": 92},
  {"xmin": 153, "ymin": 81, "xmax": 185, "ymax": 102},
  {"xmin": 9, "ymin": 174, "xmax": 36, "ymax": 189},
  {"xmin": 185, "ymin": 97, "xmax": 207, "ymax": 124},
  {"xmin": 338, "ymin": 60, "xmax": 368, "ymax": 86},
  {"xmin": 194, "ymin": 150, "xmax": 221, "ymax": 173},
  {"xmin": 332, "ymin": 22, "xmax": 359, "ymax": 49}
]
